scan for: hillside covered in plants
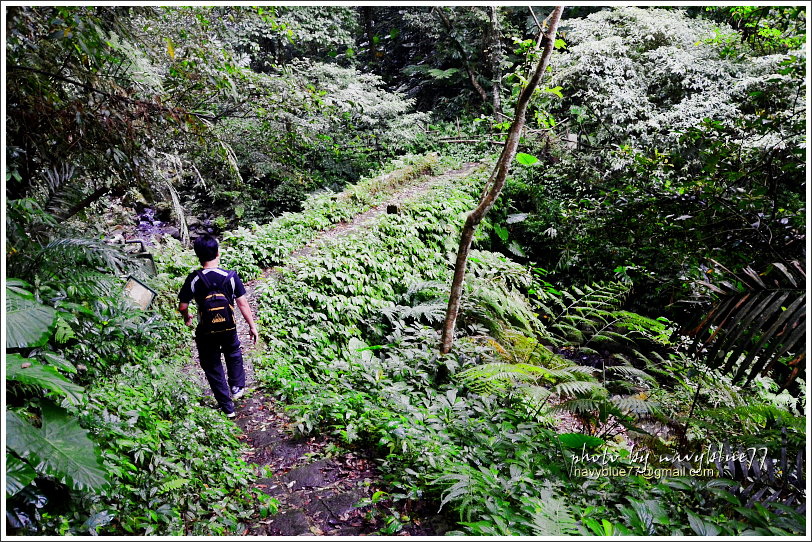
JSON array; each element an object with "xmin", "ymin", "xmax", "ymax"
[{"xmin": 4, "ymin": 5, "xmax": 807, "ymax": 537}]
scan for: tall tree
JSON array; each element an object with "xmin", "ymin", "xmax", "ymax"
[
  {"xmin": 432, "ymin": 6, "xmax": 490, "ymax": 105},
  {"xmin": 5, "ymin": 6, "xmax": 253, "ymax": 212},
  {"xmin": 487, "ymin": 6, "xmax": 504, "ymax": 118},
  {"xmin": 440, "ymin": 6, "xmax": 565, "ymax": 354}
]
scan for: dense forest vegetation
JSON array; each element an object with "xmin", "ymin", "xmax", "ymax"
[{"xmin": 4, "ymin": 4, "xmax": 807, "ymax": 536}]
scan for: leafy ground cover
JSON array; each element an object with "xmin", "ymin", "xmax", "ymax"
[
  {"xmin": 6, "ymin": 274, "xmax": 267, "ymax": 535},
  {"xmin": 217, "ymin": 152, "xmax": 444, "ymax": 280},
  {"xmin": 6, "ymin": 5, "xmax": 805, "ymax": 537},
  {"xmin": 5, "ymin": 154, "xmax": 461, "ymax": 536},
  {"xmin": 220, "ymin": 156, "xmax": 805, "ymax": 535},
  {"xmin": 7, "ymin": 151, "xmax": 805, "ymax": 536}
]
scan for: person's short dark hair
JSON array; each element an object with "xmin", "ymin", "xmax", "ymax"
[{"xmin": 194, "ymin": 235, "xmax": 219, "ymax": 264}]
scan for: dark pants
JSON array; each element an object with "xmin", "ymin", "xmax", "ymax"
[{"xmin": 195, "ymin": 330, "xmax": 245, "ymax": 414}]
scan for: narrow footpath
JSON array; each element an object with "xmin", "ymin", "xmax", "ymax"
[{"xmin": 185, "ymin": 162, "xmax": 482, "ymax": 535}]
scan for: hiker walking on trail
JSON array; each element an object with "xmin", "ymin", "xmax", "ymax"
[{"xmin": 178, "ymin": 235, "xmax": 258, "ymax": 418}]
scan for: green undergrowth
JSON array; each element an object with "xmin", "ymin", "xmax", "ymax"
[
  {"xmin": 80, "ymin": 354, "xmax": 267, "ymax": 535},
  {"xmin": 234, "ymin": 160, "xmax": 804, "ymax": 535},
  {"xmin": 242, "ymin": 168, "xmax": 599, "ymax": 532},
  {"xmin": 122, "ymin": 155, "xmax": 803, "ymax": 536},
  {"xmin": 5, "ymin": 278, "xmax": 271, "ymax": 535},
  {"xmin": 53, "ymin": 152, "xmax": 464, "ymax": 537},
  {"xmin": 217, "ymin": 152, "xmax": 448, "ymax": 280}
]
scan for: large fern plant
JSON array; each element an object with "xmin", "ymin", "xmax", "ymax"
[
  {"xmin": 686, "ymin": 260, "xmax": 805, "ymax": 393},
  {"xmin": 533, "ymin": 281, "xmax": 673, "ymax": 359},
  {"xmin": 453, "ymin": 277, "xmax": 678, "ymax": 437}
]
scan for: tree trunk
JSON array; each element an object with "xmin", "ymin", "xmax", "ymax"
[
  {"xmin": 362, "ymin": 7, "xmax": 376, "ymax": 64},
  {"xmin": 488, "ymin": 7, "xmax": 504, "ymax": 119},
  {"xmin": 433, "ymin": 7, "xmax": 490, "ymax": 106},
  {"xmin": 439, "ymin": 6, "xmax": 564, "ymax": 355}
]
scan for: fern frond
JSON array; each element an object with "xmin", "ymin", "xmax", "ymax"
[
  {"xmin": 160, "ymin": 477, "xmax": 189, "ymax": 492},
  {"xmin": 437, "ymin": 469, "xmax": 475, "ymax": 513},
  {"xmin": 687, "ymin": 260, "xmax": 805, "ymax": 393},
  {"xmin": 459, "ymin": 362, "xmax": 550, "ymax": 390},
  {"xmin": 40, "ymin": 165, "xmax": 83, "ymax": 219},
  {"xmin": 630, "ymin": 348, "xmax": 659, "ymax": 367},
  {"xmin": 561, "ymin": 290, "xmax": 577, "ymax": 304},
  {"xmin": 552, "ymin": 380, "xmax": 603, "ymax": 397},
  {"xmin": 522, "ymin": 385, "xmax": 553, "ymax": 406},
  {"xmin": 552, "ymin": 398, "xmax": 603, "ymax": 414},
  {"xmin": 534, "ymin": 301, "xmax": 556, "ymax": 319},
  {"xmin": 486, "ymin": 337, "xmax": 510, "ymax": 358},
  {"xmin": 29, "ymin": 238, "xmax": 133, "ymax": 299},
  {"xmin": 521, "ymin": 491, "xmax": 580, "ymax": 536},
  {"xmin": 544, "ymin": 365, "xmax": 596, "ymax": 382},
  {"xmin": 611, "ymin": 395, "xmax": 661, "ymax": 416},
  {"xmin": 164, "ymin": 176, "xmax": 189, "ymax": 247},
  {"xmin": 551, "ymin": 323, "xmax": 584, "ymax": 341},
  {"xmin": 462, "ymin": 276, "xmax": 542, "ymax": 337},
  {"xmin": 606, "ymin": 365, "xmax": 656, "ymax": 382},
  {"xmin": 614, "ymin": 311, "xmax": 670, "ymax": 340}
]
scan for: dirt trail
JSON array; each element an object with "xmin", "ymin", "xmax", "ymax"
[{"xmin": 184, "ymin": 162, "xmax": 482, "ymax": 535}]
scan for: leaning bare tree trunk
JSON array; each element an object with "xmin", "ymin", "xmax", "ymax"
[{"xmin": 439, "ymin": 6, "xmax": 564, "ymax": 354}]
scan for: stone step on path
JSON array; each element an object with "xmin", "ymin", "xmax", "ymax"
[{"xmin": 232, "ymin": 393, "xmax": 450, "ymax": 536}]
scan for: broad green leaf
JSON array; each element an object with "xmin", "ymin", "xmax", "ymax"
[
  {"xmin": 558, "ymin": 432, "xmax": 604, "ymax": 449},
  {"xmin": 507, "ymin": 240, "xmax": 526, "ymax": 258},
  {"xmin": 544, "ymin": 85, "xmax": 564, "ymax": 98},
  {"xmin": 6, "ymin": 453, "xmax": 37, "ymax": 497},
  {"xmin": 5, "ymin": 278, "xmax": 33, "ymax": 297},
  {"xmin": 6, "ymin": 354, "xmax": 84, "ymax": 405},
  {"xmin": 687, "ymin": 511, "xmax": 720, "ymax": 536},
  {"xmin": 516, "ymin": 152, "xmax": 539, "ymax": 166},
  {"xmin": 6, "ymin": 288, "xmax": 56, "ymax": 348},
  {"xmin": 583, "ymin": 518, "xmax": 602, "ymax": 535},
  {"xmin": 493, "ymin": 224, "xmax": 509, "ymax": 242},
  {"xmin": 6, "ymin": 402, "xmax": 107, "ymax": 491},
  {"xmin": 427, "ymin": 67, "xmax": 460, "ymax": 80},
  {"xmin": 38, "ymin": 351, "xmax": 78, "ymax": 374}
]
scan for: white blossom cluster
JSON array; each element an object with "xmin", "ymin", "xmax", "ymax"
[{"xmin": 549, "ymin": 7, "xmax": 805, "ymax": 152}]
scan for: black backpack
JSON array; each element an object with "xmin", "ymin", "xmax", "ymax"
[{"xmin": 195, "ymin": 270, "xmax": 236, "ymax": 335}]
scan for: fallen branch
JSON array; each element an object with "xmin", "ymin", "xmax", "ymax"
[{"xmin": 438, "ymin": 138, "xmax": 506, "ymax": 145}]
